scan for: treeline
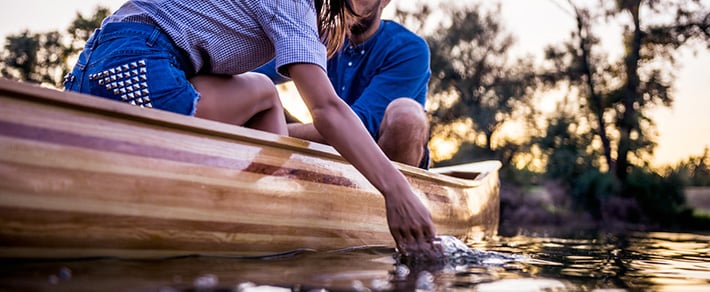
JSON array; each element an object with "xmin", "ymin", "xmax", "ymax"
[
  {"xmin": 0, "ymin": 6, "xmax": 110, "ymax": 87},
  {"xmin": 668, "ymin": 147, "xmax": 710, "ymax": 187},
  {"xmin": 393, "ymin": 0, "xmax": 709, "ymax": 228},
  {"xmin": 2, "ymin": 2, "xmax": 709, "ymax": 229}
]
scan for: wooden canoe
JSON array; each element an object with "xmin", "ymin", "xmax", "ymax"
[{"xmin": 0, "ymin": 78, "xmax": 500, "ymax": 259}]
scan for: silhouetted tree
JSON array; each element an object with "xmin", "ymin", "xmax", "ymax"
[
  {"xmin": 670, "ymin": 147, "xmax": 710, "ymax": 187},
  {"xmin": 1, "ymin": 6, "xmax": 109, "ymax": 87},
  {"xmin": 396, "ymin": 3, "xmax": 536, "ymax": 165},
  {"xmin": 537, "ymin": 0, "xmax": 708, "ymax": 223},
  {"xmin": 1, "ymin": 30, "xmax": 68, "ymax": 85},
  {"xmin": 607, "ymin": 0, "xmax": 708, "ymax": 181},
  {"xmin": 66, "ymin": 6, "xmax": 111, "ymax": 55},
  {"xmin": 541, "ymin": 0, "xmax": 709, "ymax": 182},
  {"xmin": 536, "ymin": 99, "xmax": 616, "ymax": 217},
  {"xmin": 2, "ymin": 31, "xmax": 38, "ymax": 82}
]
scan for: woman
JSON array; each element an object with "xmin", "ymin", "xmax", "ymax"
[{"xmin": 64, "ymin": 0, "xmax": 438, "ymax": 258}]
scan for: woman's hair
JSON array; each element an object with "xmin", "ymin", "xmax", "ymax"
[{"xmin": 314, "ymin": 0, "xmax": 357, "ymax": 58}]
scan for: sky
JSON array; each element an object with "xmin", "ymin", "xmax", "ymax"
[{"xmin": 1, "ymin": 0, "xmax": 708, "ymax": 167}]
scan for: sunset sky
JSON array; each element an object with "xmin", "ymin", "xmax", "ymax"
[{"xmin": 1, "ymin": 0, "xmax": 708, "ymax": 167}]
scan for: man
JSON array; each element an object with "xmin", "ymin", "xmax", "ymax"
[{"xmin": 205, "ymin": 0, "xmax": 432, "ymax": 168}]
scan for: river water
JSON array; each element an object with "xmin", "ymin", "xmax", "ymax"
[{"xmin": 1, "ymin": 230, "xmax": 709, "ymax": 291}]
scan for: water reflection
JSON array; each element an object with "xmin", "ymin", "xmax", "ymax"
[
  {"xmin": 483, "ymin": 231, "xmax": 710, "ymax": 291},
  {"xmin": 0, "ymin": 231, "xmax": 708, "ymax": 291}
]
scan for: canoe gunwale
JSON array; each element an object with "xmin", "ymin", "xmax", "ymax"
[{"xmin": 0, "ymin": 79, "xmax": 499, "ymax": 187}]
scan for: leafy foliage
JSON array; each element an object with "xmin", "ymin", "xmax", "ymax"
[
  {"xmin": 395, "ymin": 2, "xmax": 536, "ymax": 171},
  {"xmin": 541, "ymin": 0, "xmax": 708, "ymax": 182},
  {"xmin": 535, "ymin": 105, "xmax": 618, "ymax": 216},
  {"xmin": 625, "ymin": 166, "xmax": 688, "ymax": 223},
  {"xmin": 536, "ymin": 0, "xmax": 708, "ymax": 224},
  {"xmin": 0, "ymin": 6, "xmax": 109, "ymax": 88},
  {"xmin": 428, "ymin": 5, "xmax": 535, "ymax": 153},
  {"xmin": 1, "ymin": 30, "xmax": 69, "ymax": 86},
  {"xmin": 669, "ymin": 148, "xmax": 710, "ymax": 187}
]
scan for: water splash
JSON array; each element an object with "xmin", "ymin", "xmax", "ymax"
[{"xmin": 434, "ymin": 235, "xmax": 527, "ymax": 267}]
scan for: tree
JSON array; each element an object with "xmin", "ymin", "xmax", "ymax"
[
  {"xmin": 1, "ymin": 30, "xmax": 69, "ymax": 86},
  {"xmin": 396, "ymin": 3, "xmax": 536, "ymax": 166},
  {"xmin": 535, "ymin": 0, "xmax": 708, "ymax": 223},
  {"xmin": 66, "ymin": 6, "xmax": 111, "ymax": 56},
  {"xmin": 606, "ymin": 0, "xmax": 709, "ymax": 180},
  {"xmin": 670, "ymin": 147, "xmax": 710, "ymax": 187},
  {"xmin": 542, "ymin": 0, "xmax": 709, "ymax": 182},
  {"xmin": 1, "ymin": 31, "xmax": 37, "ymax": 82},
  {"xmin": 1, "ymin": 6, "xmax": 109, "ymax": 88},
  {"xmin": 536, "ymin": 99, "xmax": 617, "ymax": 217}
]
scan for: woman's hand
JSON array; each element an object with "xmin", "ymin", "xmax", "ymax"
[
  {"xmin": 384, "ymin": 186, "xmax": 440, "ymax": 259},
  {"xmin": 287, "ymin": 62, "xmax": 441, "ymax": 258}
]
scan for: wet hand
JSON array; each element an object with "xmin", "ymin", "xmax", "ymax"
[{"xmin": 384, "ymin": 189, "xmax": 443, "ymax": 260}]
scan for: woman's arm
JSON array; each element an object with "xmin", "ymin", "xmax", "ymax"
[{"xmin": 286, "ymin": 63, "xmax": 439, "ymax": 258}]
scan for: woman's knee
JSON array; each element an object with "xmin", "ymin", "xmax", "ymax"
[
  {"xmin": 240, "ymin": 72, "xmax": 282, "ymax": 110},
  {"xmin": 192, "ymin": 73, "xmax": 282, "ymax": 124}
]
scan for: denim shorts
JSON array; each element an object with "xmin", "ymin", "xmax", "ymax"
[{"xmin": 64, "ymin": 22, "xmax": 199, "ymax": 115}]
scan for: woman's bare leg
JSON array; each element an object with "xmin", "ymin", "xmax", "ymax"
[{"xmin": 191, "ymin": 72, "xmax": 287, "ymax": 135}]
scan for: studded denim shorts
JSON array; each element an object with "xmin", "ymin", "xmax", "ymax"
[{"xmin": 64, "ymin": 22, "xmax": 199, "ymax": 115}]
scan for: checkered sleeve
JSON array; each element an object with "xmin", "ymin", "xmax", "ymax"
[{"xmin": 258, "ymin": 0, "xmax": 327, "ymax": 77}]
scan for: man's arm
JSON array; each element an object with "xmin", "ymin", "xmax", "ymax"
[
  {"xmin": 287, "ymin": 123, "xmax": 326, "ymax": 144},
  {"xmin": 256, "ymin": 61, "xmax": 326, "ymax": 142}
]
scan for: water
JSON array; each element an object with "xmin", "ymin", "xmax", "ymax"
[{"xmin": 1, "ymin": 231, "xmax": 709, "ymax": 291}]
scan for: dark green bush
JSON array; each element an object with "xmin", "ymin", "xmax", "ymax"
[
  {"xmin": 571, "ymin": 169, "xmax": 618, "ymax": 218},
  {"xmin": 625, "ymin": 167, "xmax": 688, "ymax": 224}
]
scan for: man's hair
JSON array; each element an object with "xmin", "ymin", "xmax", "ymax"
[{"xmin": 314, "ymin": 0, "xmax": 357, "ymax": 58}]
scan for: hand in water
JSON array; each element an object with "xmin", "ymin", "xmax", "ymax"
[{"xmin": 384, "ymin": 190, "xmax": 442, "ymax": 259}]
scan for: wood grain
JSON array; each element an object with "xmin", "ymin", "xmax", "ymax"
[{"xmin": 0, "ymin": 79, "xmax": 500, "ymax": 258}]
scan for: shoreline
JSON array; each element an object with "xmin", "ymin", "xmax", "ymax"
[{"xmin": 498, "ymin": 183, "xmax": 710, "ymax": 237}]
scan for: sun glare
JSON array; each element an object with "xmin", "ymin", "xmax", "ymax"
[{"xmin": 277, "ymin": 82, "xmax": 312, "ymax": 123}]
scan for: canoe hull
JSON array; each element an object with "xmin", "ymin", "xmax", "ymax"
[{"xmin": 0, "ymin": 79, "xmax": 499, "ymax": 258}]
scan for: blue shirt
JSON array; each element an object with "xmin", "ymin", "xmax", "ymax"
[
  {"xmin": 104, "ymin": 0, "xmax": 326, "ymax": 76},
  {"xmin": 256, "ymin": 20, "xmax": 430, "ymax": 139}
]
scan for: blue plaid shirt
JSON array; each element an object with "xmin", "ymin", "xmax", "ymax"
[{"xmin": 104, "ymin": 0, "xmax": 327, "ymax": 76}]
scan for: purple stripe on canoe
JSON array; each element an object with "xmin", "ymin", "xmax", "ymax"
[
  {"xmin": 0, "ymin": 206, "xmax": 371, "ymax": 251},
  {"xmin": 0, "ymin": 120, "xmax": 356, "ymax": 188}
]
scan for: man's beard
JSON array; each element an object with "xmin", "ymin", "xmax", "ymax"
[{"xmin": 350, "ymin": 11, "xmax": 378, "ymax": 36}]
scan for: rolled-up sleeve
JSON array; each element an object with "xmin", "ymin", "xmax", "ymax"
[{"xmin": 258, "ymin": 0, "xmax": 327, "ymax": 77}]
